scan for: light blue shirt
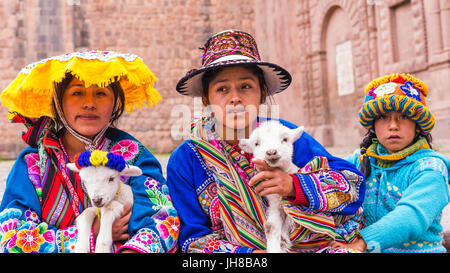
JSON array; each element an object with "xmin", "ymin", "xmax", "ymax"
[{"xmin": 346, "ymin": 146, "xmax": 450, "ymax": 253}]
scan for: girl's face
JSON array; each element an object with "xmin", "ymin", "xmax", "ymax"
[
  {"xmin": 374, "ymin": 111, "xmax": 420, "ymax": 154},
  {"xmin": 205, "ymin": 66, "xmax": 263, "ymax": 138},
  {"xmin": 62, "ymin": 77, "xmax": 115, "ymax": 139}
]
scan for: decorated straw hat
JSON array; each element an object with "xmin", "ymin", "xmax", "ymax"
[
  {"xmin": 0, "ymin": 50, "xmax": 161, "ymax": 119},
  {"xmin": 176, "ymin": 29, "xmax": 292, "ymax": 97},
  {"xmin": 359, "ymin": 73, "xmax": 435, "ymax": 133}
]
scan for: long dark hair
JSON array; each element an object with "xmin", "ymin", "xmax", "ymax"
[
  {"xmin": 48, "ymin": 72, "xmax": 125, "ymax": 132},
  {"xmin": 359, "ymin": 129, "xmax": 433, "ymax": 178}
]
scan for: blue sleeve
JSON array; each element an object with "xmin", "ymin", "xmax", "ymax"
[
  {"xmin": 0, "ymin": 149, "xmax": 60, "ymax": 253},
  {"xmin": 0, "ymin": 149, "xmax": 42, "ymax": 215},
  {"xmin": 166, "ymin": 141, "xmax": 255, "ymax": 253},
  {"xmin": 360, "ymin": 157, "xmax": 450, "ymax": 252},
  {"xmin": 344, "ymin": 150, "xmax": 362, "ymax": 169}
]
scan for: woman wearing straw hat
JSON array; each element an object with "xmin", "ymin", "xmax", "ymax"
[
  {"xmin": 167, "ymin": 30, "xmax": 366, "ymax": 253},
  {"xmin": 0, "ymin": 51, "xmax": 178, "ymax": 253}
]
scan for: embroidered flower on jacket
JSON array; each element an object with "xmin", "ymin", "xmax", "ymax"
[
  {"xmin": 126, "ymin": 229, "xmax": 163, "ymax": 253},
  {"xmin": 25, "ymin": 153, "xmax": 42, "ymax": 196},
  {"xmin": 144, "ymin": 177, "xmax": 161, "ymax": 190},
  {"xmin": 25, "ymin": 153, "xmax": 40, "ymax": 175},
  {"xmin": 60, "ymin": 226, "xmax": 77, "ymax": 252},
  {"xmin": 135, "ymin": 231, "xmax": 155, "ymax": 245},
  {"xmin": 146, "ymin": 185, "xmax": 174, "ymax": 211},
  {"xmin": 163, "ymin": 216, "xmax": 179, "ymax": 239},
  {"xmin": 0, "ymin": 218, "xmax": 18, "ymax": 249},
  {"xmin": 203, "ymin": 238, "xmax": 237, "ymax": 253},
  {"xmin": 16, "ymin": 228, "xmax": 45, "ymax": 253},
  {"xmin": 110, "ymin": 140, "xmax": 139, "ymax": 161},
  {"xmin": 157, "ymin": 222, "xmax": 170, "ymax": 240},
  {"xmin": 24, "ymin": 209, "xmax": 40, "ymax": 224}
]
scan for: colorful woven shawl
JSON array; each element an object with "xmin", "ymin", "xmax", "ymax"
[
  {"xmin": 12, "ymin": 113, "xmax": 89, "ymax": 229},
  {"xmin": 191, "ymin": 119, "xmax": 266, "ymax": 248},
  {"xmin": 190, "ymin": 118, "xmax": 360, "ymax": 251}
]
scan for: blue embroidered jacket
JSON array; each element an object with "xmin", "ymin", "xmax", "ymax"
[{"xmin": 0, "ymin": 128, "xmax": 179, "ymax": 253}]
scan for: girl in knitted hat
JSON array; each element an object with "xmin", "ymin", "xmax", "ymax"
[
  {"xmin": 0, "ymin": 51, "xmax": 178, "ymax": 253},
  {"xmin": 331, "ymin": 73, "xmax": 450, "ymax": 253},
  {"xmin": 167, "ymin": 30, "xmax": 366, "ymax": 253}
]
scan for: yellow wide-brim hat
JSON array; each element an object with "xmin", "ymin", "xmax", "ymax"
[{"xmin": 0, "ymin": 50, "xmax": 161, "ymax": 119}]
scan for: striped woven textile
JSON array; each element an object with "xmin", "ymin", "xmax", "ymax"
[
  {"xmin": 191, "ymin": 137, "xmax": 267, "ymax": 248},
  {"xmin": 190, "ymin": 118, "xmax": 360, "ymax": 251},
  {"xmin": 11, "ymin": 112, "xmax": 90, "ymax": 228}
]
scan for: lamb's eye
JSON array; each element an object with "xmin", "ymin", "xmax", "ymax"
[
  {"xmin": 108, "ymin": 177, "xmax": 114, "ymax": 183},
  {"xmin": 254, "ymin": 141, "xmax": 260, "ymax": 147},
  {"xmin": 282, "ymin": 137, "xmax": 288, "ymax": 143}
]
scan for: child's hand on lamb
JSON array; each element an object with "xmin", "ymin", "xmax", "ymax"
[{"xmin": 249, "ymin": 158, "xmax": 296, "ymax": 198}]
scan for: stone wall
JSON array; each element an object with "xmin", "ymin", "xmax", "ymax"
[{"xmin": 0, "ymin": 0, "xmax": 449, "ymax": 159}]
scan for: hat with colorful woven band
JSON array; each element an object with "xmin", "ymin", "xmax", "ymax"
[
  {"xmin": 0, "ymin": 50, "xmax": 161, "ymax": 119},
  {"xmin": 176, "ymin": 29, "xmax": 292, "ymax": 97},
  {"xmin": 359, "ymin": 73, "xmax": 435, "ymax": 134}
]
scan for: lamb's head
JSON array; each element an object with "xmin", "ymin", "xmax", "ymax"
[
  {"xmin": 67, "ymin": 150, "xmax": 142, "ymax": 208},
  {"xmin": 239, "ymin": 121, "xmax": 303, "ymax": 170}
]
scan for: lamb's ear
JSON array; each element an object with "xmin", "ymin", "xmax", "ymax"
[
  {"xmin": 239, "ymin": 138, "xmax": 253, "ymax": 154},
  {"xmin": 290, "ymin": 126, "xmax": 304, "ymax": 142},
  {"xmin": 120, "ymin": 165, "xmax": 143, "ymax": 177},
  {"xmin": 67, "ymin": 163, "xmax": 80, "ymax": 173}
]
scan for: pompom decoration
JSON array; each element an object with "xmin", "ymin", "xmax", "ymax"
[
  {"xmin": 75, "ymin": 151, "xmax": 93, "ymax": 169},
  {"xmin": 89, "ymin": 150, "xmax": 109, "ymax": 166},
  {"xmin": 106, "ymin": 152, "xmax": 126, "ymax": 172},
  {"xmin": 73, "ymin": 150, "xmax": 126, "ymax": 172}
]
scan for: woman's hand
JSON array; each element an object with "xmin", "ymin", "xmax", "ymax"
[
  {"xmin": 249, "ymin": 159, "xmax": 295, "ymax": 197},
  {"xmin": 112, "ymin": 204, "xmax": 132, "ymax": 241},
  {"xmin": 92, "ymin": 204, "xmax": 132, "ymax": 242}
]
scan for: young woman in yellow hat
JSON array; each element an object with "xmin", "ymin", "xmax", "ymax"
[{"xmin": 0, "ymin": 51, "xmax": 178, "ymax": 253}]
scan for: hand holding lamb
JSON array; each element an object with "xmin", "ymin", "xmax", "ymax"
[
  {"xmin": 239, "ymin": 120, "xmax": 304, "ymax": 253},
  {"xmin": 67, "ymin": 150, "xmax": 142, "ymax": 253}
]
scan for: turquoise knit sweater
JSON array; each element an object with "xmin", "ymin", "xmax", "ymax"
[{"xmin": 346, "ymin": 146, "xmax": 450, "ymax": 253}]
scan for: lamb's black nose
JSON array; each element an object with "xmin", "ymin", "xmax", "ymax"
[
  {"xmin": 92, "ymin": 198, "xmax": 103, "ymax": 207},
  {"xmin": 266, "ymin": 149, "xmax": 277, "ymax": 156}
]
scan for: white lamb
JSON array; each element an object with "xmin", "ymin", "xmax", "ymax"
[
  {"xmin": 239, "ymin": 120, "xmax": 304, "ymax": 253},
  {"xmin": 67, "ymin": 151, "xmax": 142, "ymax": 253}
]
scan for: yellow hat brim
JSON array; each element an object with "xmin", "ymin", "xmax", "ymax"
[{"xmin": 0, "ymin": 51, "xmax": 161, "ymax": 119}]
